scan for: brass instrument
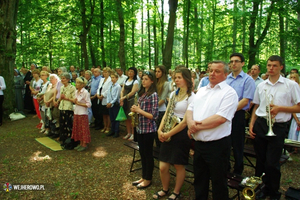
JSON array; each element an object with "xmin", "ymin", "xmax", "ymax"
[
  {"xmin": 128, "ymin": 93, "xmax": 139, "ymax": 127},
  {"xmin": 241, "ymin": 173, "xmax": 264, "ymax": 200},
  {"xmin": 264, "ymin": 89, "xmax": 276, "ymax": 136},
  {"xmin": 162, "ymin": 93, "xmax": 181, "ymax": 142}
]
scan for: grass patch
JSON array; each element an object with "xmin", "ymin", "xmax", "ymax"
[{"xmin": 70, "ymin": 191, "xmax": 79, "ymax": 199}]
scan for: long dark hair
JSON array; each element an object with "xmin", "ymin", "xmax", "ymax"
[
  {"xmin": 155, "ymin": 65, "xmax": 168, "ymax": 96},
  {"xmin": 138, "ymin": 71, "xmax": 157, "ymax": 97},
  {"xmin": 174, "ymin": 67, "xmax": 193, "ymax": 97}
]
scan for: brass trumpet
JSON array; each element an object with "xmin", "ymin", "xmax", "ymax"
[
  {"xmin": 242, "ymin": 173, "xmax": 264, "ymax": 200},
  {"xmin": 264, "ymin": 89, "xmax": 276, "ymax": 136}
]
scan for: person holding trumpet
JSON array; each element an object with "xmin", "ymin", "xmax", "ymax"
[{"xmin": 249, "ymin": 55, "xmax": 300, "ymax": 200}]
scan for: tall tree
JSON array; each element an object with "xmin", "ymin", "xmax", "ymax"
[
  {"xmin": 248, "ymin": 0, "xmax": 275, "ymax": 69},
  {"xmin": 278, "ymin": 0, "xmax": 286, "ymax": 74},
  {"xmin": 161, "ymin": 0, "xmax": 164, "ymax": 59},
  {"xmin": 232, "ymin": 0, "xmax": 238, "ymax": 53},
  {"xmin": 163, "ymin": 0, "xmax": 178, "ymax": 70},
  {"xmin": 183, "ymin": 0, "xmax": 191, "ymax": 67},
  {"xmin": 0, "ymin": 0, "xmax": 19, "ymax": 115},
  {"xmin": 116, "ymin": 0, "xmax": 126, "ymax": 70},
  {"xmin": 79, "ymin": 0, "xmax": 95, "ymax": 70},
  {"xmin": 147, "ymin": 0, "xmax": 151, "ymax": 68},
  {"xmin": 100, "ymin": 0, "xmax": 106, "ymax": 68},
  {"xmin": 153, "ymin": 0, "xmax": 158, "ymax": 66}
]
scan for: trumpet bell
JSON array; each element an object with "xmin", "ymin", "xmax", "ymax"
[
  {"xmin": 242, "ymin": 187, "xmax": 255, "ymax": 200},
  {"xmin": 266, "ymin": 130, "xmax": 276, "ymax": 136}
]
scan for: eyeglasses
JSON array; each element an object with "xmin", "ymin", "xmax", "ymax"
[{"xmin": 230, "ymin": 60, "xmax": 242, "ymax": 64}]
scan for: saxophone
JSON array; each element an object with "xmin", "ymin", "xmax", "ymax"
[
  {"xmin": 162, "ymin": 93, "xmax": 181, "ymax": 142},
  {"xmin": 128, "ymin": 93, "xmax": 139, "ymax": 127}
]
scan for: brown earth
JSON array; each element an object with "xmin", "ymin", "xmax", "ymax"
[{"xmin": 0, "ymin": 114, "xmax": 299, "ymax": 200}]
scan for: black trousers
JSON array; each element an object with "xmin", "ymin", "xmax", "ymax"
[
  {"xmin": 253, "ymin": 117, "xmax": 287, "ymax": 198},
  {"xmin": 0, "ymin": 95, "xmax": 3, "ymax": 124},
  {"xmin": 137, "ymin": 132, "xmax": 155, "ymax": 181},
  {"xmin": 194, "ymin": 136, "xmax": 231, "ymax": 200},
  {"xmin": 91, "ymin": 98, "xmax": 103, "ymax": 129},
  {"xmin": 229, "ymin": 110, "xmax": 245, "ymax": 175}
]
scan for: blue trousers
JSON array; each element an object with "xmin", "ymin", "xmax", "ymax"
[{"xmin": 109, "ymin": 105, "xmax": 120, "ymax": 134}]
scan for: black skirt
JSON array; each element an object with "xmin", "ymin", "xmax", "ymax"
[
  {"xmin": 159, "ymin": 126, "xmax": 191, "ymax": 165},
  {"xmin": 101, "ymin": 104, "xmax": 109, "ymax": 115}
]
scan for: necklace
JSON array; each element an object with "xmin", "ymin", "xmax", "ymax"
[{"xmin": 175, "ymin": 88, "xmax": 187, "ymax": 102}]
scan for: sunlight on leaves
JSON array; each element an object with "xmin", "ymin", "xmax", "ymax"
[
  {"xmin": 29, "ymin": 151, "xmax": 52, "ymax": 162},
  {"xmin": 92, "ymin": 147, "xmax": 108, "ymax": 158}
]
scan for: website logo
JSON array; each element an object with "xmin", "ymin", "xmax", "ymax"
[{"xmin": 3, "ymin": 183, "xmax": 12, "ymax": 192}]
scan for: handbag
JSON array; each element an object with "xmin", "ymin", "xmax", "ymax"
[{"xmin": 116, "ymin": 106, "xmax": 127, "ymax": 121}]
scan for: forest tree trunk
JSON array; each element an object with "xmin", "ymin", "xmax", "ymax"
[
  {"xmin": 163, "ymin": 0, "xmax": 178, "ymax": 70},
  {"xmin": 0, "ymin": 0, "xmax": 19, "ymax": 115},
  {"xmin": 116, "ymin": 0, "xmax": 126, "ymax": 70},
  {"xmin": 248, "ymin": 1, "xmax": 275, "ymax": 69}
]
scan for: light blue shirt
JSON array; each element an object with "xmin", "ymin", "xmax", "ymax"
[
  {"xmin": 254, "ymin": 76, "xmax": 264, "ymax": 88},
  {"xmin": 106, "ymin": 82, "xmax": 121, "ymax": 107},
  {"xmin": 226, "ymin": 71, "xmax": 256, "ymax": 110},
  {"xmin": 197, "ymin": 76, "xmax": 210, "ymax": 90},
  {"xmin": 90, "ymin": 75, "xmax": 101, "ymax": 96}
]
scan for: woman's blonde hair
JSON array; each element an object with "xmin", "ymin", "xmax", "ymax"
[
  {"xmin": 102, "ymin": 67, "xmax": 111, "ymax": 74},
  {"xmin": 32, "ymin": 69, "xmax": 40, "ymax": 75},
  {"xmin": 76, "ymin": 77, "xmax": 87, "ymax": 86},
  {"xmin": 40, "ymin": 71, "xmax": 49, "ymax": 77}
]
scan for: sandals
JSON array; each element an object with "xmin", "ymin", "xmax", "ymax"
[
  {"xmin": 153, "ymin": 189, "xmax": 169, "ymax": 199},
  {"xmin": 168, "ymin": 192, "xmax": 181, "ymax": 200}
]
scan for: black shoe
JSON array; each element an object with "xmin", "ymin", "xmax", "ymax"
[
  {"xmin": 113, "ymin": 134, "xmax": 119, "ymax": 138},
  {"xmin": 107, "ymin": 132, "xmax": 114, "ymax": 136}
]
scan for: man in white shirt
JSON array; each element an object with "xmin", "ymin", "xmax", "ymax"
[
  {"xmin": 187, "ymin": 61, "xmax": 238, "ymax": 200},
  {"xmin": 249, "ymin": 55, "xmax": 300, "ymax": 200},
  {"xmin": 116, "ymin": 68, "xmax": 127, "ymax": 87}
]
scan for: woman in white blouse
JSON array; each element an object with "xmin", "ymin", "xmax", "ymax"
[
  {"xmin": 0, "ymin": 72, "xmax": 6, "ymax": 126},
  {"xmin": 97, "ymin": 67, "xmax": 112, "ymax": 134}
]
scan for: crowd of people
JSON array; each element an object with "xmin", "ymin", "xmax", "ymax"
[{"xmin": 0, "ymin": 53, "xmax": 299, "ymax": 200}]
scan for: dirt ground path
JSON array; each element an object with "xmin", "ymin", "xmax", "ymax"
[{"xmin": 0, "ymin": 114, "xmax": 299, "ymax": 199}]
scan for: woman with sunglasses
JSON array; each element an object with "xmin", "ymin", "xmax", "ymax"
[{"xmin": 130, "ymin": 70, "xmax": 159, "ymax": 189}]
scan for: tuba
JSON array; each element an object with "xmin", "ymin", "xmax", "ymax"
[
  {"xmin": 128, "ymin": 93, "xmax": 139, "ymax": 127},
  {"xmin": 162, "ymin": 93, "xmax": 181, "ymax": 142},
  {"xmin": 264, "ymin": 89, "xmax": 276, "ymax": 136},
  {"xmin": 242, "ymin": 173, "xmax": 264, "ymax": 200}
]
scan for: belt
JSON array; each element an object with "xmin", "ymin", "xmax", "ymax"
[{"xmin": 257, "ymin": 117, "xmax": 288, "ymax": 125}]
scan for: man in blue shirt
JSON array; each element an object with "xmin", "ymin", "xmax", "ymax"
[
  {"xmin": 226, "ymin": 53, "xmax": 256, "ymax": 175},
  {"xmin": 90, "ymin": 68, "xmax": 102, "ymax": 130}
]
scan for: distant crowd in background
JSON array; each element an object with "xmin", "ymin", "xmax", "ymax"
[{"xmin": 0, "ymin": 53, "xmax": 299, "ymax": 199}]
